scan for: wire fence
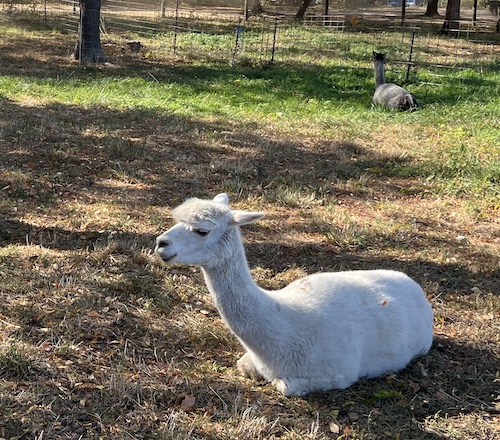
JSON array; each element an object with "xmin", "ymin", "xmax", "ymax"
[{"xmin": 1, "ymin": 0, "xmax": 499, "ymax": 78}]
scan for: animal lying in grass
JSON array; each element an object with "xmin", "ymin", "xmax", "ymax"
[
  {"xmin": 372, "ymin": 51, "xmax": 419, "ymax": 111},
  {"xmin": 155, "ymin": 194, "xmax": 434, "ymax": 396}
]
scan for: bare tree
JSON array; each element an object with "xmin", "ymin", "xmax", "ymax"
[{"xmin": 73, "ymin": 0, "xmax": 106, "ymax": 63}]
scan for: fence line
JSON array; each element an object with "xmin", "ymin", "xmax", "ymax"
[{"xmin": 1, "ymin": 0, "xmax": 498, "ymax": 75}]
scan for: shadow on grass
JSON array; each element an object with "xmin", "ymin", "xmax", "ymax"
[
  {"xmin": 300, "ymin": 334, "xmax": 500, "ymax": 440},
  {"xmin": 0, "ymin": 99, "xmax": 417, "ymax": 206},
  {"xmin": 1, "ymin": 44, "xmax": 499, "ymax": 439},
  {"xmin": 418, "ymin": 72, "xmax": 500, "ymax": 106},
  {"xmin": 2, "ymin": 289, "xmax": 498, "ymax": 439},
  {"xmin": 1, "ymin": 92, "xmax": 497, "ymax": 288},
  {"xmin": 0, "ymin": 97, "xmax": 414, "ymax": 245},
  {"xmin": 0, "ymin": 217, "xmax": 156, "ymax": 251}
]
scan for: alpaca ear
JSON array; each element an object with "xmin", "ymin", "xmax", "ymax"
[
  {"xmin": 213, "ymin": 193, "xmax": 229, "ymax": 205},
  {"xmin": 230, "ymin": 210, "xmax": 265, "ymax": 226}
]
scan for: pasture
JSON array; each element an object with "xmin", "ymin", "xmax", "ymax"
[{"xmin": 0, "ymin": 17, "xmax": 499, "ymax": 439}]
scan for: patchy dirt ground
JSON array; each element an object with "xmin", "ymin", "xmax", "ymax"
[{"xmin": 1, "ymin": 26, "xmax": 499, "ymax": 440}]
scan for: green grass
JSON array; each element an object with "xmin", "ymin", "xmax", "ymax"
[{"xmin": 1, "ymin": 17, "xmax": 499, "ymax": 440}]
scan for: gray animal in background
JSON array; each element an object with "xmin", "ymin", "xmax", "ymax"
[{"xmin": 372, "ymin": 51, "xmax": 418, "ymax": 111}]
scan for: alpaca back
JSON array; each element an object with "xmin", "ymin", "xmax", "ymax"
[
  {"xmin": 373, "ymin": 84, "xmax": 419, "ymax": 110},
  {"xmin": 264, "ymin": 270, "xmax": 433, "ymax": 389}
]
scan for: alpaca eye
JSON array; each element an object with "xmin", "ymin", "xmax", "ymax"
[{"xmin": 194, "ymin": 229, "xmax": 209, "ymax": 236}]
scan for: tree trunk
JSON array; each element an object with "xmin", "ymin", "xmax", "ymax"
[
  {"xmin": 441, "ymin": 0, "xmax": 461, "ymax": 35},
  {"xmin": 74, "ymin": 0, "xmax": 106, "ymax": 63},
  {"xmin": 424, "ymin": 0, "xmax": 439, "ymax": 16},
  {"xmin": 295, "ymin": 0, "xmax": 312, "ymax": 21},
  {"xmin": 251, "ymin": 0, "xmax": 263, "ymax": 15},
  {"xmin": 491, "ymin": 4, "xmax": 500, "ymax": 31}
]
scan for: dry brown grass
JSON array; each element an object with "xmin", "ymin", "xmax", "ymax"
[{"xmin": 1, "ymin": 26, "xmax": 499, "ymax": 440}]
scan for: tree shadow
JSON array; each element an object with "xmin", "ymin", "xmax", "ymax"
[
  {"xmin": 1, "ymin": 37, "xmax": 499, "ymax": 439},
  {"xmin": 244, "ymin": 238, "xmax": 500, "ymax": 296},
  {"xmin": 1, "ymin": 96, "xmax": 421, "ymax": 251},
  {"xmin": 2, "ymin": 92, "xmax": 497, "ymax": 293}
]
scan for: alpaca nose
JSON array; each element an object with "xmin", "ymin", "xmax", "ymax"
[{"xmin": 156, "ymin": 236, "xmax": 170, "ymax": 249}]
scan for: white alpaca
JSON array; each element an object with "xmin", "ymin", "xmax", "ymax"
[{"xmin": 155, "ymin": 194, "xmax": 433, "ymax": 396}]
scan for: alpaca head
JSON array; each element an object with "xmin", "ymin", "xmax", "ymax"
[
  {"xmin": 155, "ymin": 194, "xmax": 264, "ymax": 267},
  {"xmin": 373, "ymin": 51, "xmax": 386, "ymax": 62}
]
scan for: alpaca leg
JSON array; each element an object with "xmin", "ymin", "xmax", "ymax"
[
  {"xmin": 272, "ymin": 376, "xmax": 352, "ymax": 397},
  {"xmin": 237, "ymin": 352, "xmax": 263, "ymax": 380},
  {"xmin": 271, "ymin": 377, "xmax": 313, "ymax": 397}
]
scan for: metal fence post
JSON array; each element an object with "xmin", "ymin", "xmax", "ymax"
[
  {"xmin": 269, "ymin": 16, "xmax": 278, "ymax": 65},
  {"xmin": 231, "ymin": 17, "xmax": 243, "ymax": 67},
  {"xmin": 173, "ymin": 0, "xmax": 180, "ymax": 55},
  {"xmin": 405, "ymin": 29, "xmax": 416, "ymax": 81}
]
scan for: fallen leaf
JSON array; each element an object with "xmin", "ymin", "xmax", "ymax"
[
  {"xmin": 436, "ymin": 389, "xmax": 449, "ymax": 401},
  {"xmin": 261, "ymin": 406, "xmax": 274, "ymax": 415},
  {"xmin": 348, "ymin": 412, "xmax": 359, "ymax": 421},
  {"xmin": 343, "ymin": 425, "xmax": 352, "ymax": 435},
  {"xmin": 180, "ymin": 394, "xmax": 196, "ymax": 412},
  {"xmin": 329, "ymin": 422, "xmax": 340, "ymax": 434},
  {"xmin": 39, "ymin": 341, "xmax": 52, "ymax": 351}
]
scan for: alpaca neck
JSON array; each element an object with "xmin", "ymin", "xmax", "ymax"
[
  {"xmin": 374, "ymin": 60, "xmax": 386, "ymax": 88},
  {"xmin": 201, "ymin": 228, "xmax": 282, "ymax": 356}
]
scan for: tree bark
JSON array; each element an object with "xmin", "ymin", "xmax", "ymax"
[
  {"xmin": 295, "ymin": 0, "xmax": 312, "ymax": 21},
  {"xmin": 424, "ymin": 0, "xmax": 439, "ymax": 16},
  {"xmin": 441, "ymin": 0, "xmax": 461, "ymax": 35},
  {"xmin": 323, "ymin": 0, "xmax": 329, "ymax": 16},
  {"xmin": 490, "ymin": 3, "xmax": 500, "ymax": 31},
  {"xmin": 74, "ymin": 0, "xmax": 106, "ymax": 63},
  {"xmin": 251, "ymin": 0, "xmax": 263, "ymax": 15}
]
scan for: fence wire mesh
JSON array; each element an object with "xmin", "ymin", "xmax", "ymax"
[{"xmin": 1, "ymin": 0, "xmax": 499, "ymax": 78}]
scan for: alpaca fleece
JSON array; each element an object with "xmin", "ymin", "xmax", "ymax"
[{"xmin": 155, "ymin": 194, "xmax": 433, "ymax": 396}]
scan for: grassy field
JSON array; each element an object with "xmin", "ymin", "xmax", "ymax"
[{"xmin": 0, "ymin": 18, "xmax": 499, "ymax": 439}]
